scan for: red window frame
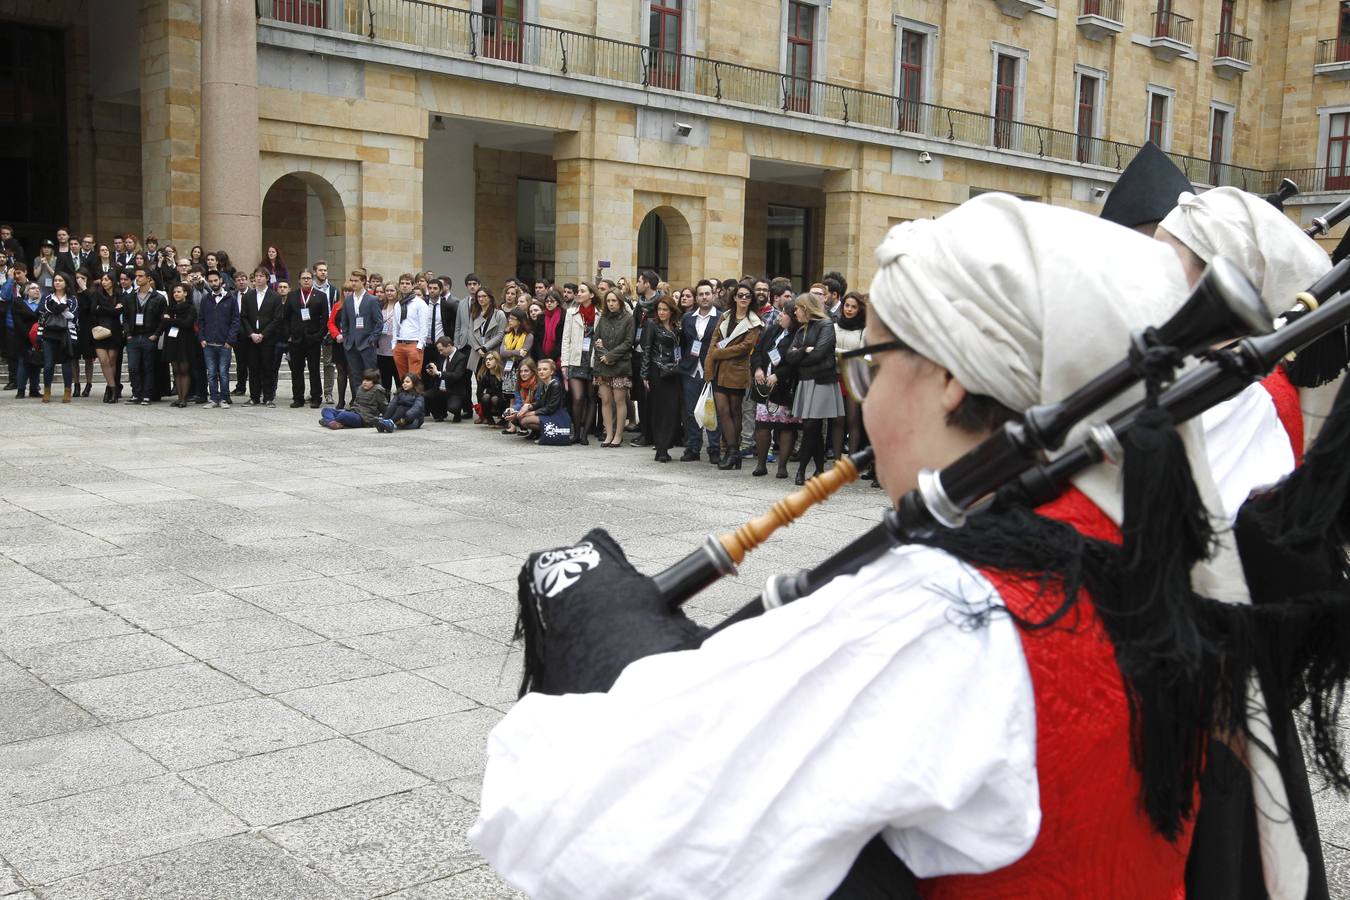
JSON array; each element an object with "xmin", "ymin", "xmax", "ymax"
[
  {"xmin": 1148, "ymin": 93, "xmax": 1168, "ymax": 146},
  {"xmin": 272, "ymin": 0, "xmax": 325, "ymax": 28},
  {"xmin": 1076, "ymin": 75, "xmax": 1098, "ymax": 163},
  {"xmin": 785, "ymin": 1, "xmax": 815, "ymax": 114},
  {"xmin": 1209, "ymin": 108, "xmax": 1229, "ymax": 184},
  {"xmin": 899, "ymin": 30, "xmax": 924, "ymax": 132},
  {"xmin": 994, "ymin": 54, "xmax": 1017, "ymax": 150},
  {"xmin": 1328, "ymin": 112, "xmax": 1350, "ymax": 191},
  {"xmin": 1339, "ymin": 1, "xmax": 1350, "ymax": 62},
  {"xmin": 483, "ymin": 0, "xmax": 524, "ymax": 63},
  {"xmin": 649, "ymin": 0, "xmax": 683, "ymax": 89},
  {"xmin": 1155, "ymin": 0, "xmax": 1173, "ymax": 37}
]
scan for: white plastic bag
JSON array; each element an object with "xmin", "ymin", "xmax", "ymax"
[{"xmin": 696, "ymin": 382, "xmax": 717, "ymax": 431}]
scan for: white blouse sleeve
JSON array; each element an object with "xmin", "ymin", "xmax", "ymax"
[
  {"xmin": 1200, "ymin": 382, "xmax": 1295, "ymax": 524},
  {"xmin": 470, "ymin": 544, "xmax": 1040, "ymax": 900}
]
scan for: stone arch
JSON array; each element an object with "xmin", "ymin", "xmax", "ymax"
[
  {"xmin": 259, "ymin": 155, "xmax": 361, "ymax": 277},
  {"xmin": 633, "ymin": 200, "xmax": 696, "ymax": 288}
]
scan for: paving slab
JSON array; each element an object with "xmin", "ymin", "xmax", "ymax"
[
  {"xmin": 154, "ymin": 613, "xmax": 324, "ymax": 659},
  {"xmin": 353, "ymin": 707, "xmax": 503, "ymax": 782},
  {"xmin": 0, "ymin": 607, "xmax": 136, "ymax": 652},
  {"xmin": 266, "ymin": 784, "xmax": 481, "ymax": 896},
  {"xmin": 278, "ymin": 597, "xmax": 435, "ymax": 638},
  {"xmin": 211, "ymin": 641, "xmax": 396, "ymax": 694},
  {"xmin": 277, "ymin": 671, "xmax": 477, "ymax": 734},
  {"xmin": 182, "ymin": 738, "xmax": 426, "ymax": 826},
  {"xmin": 0, "ymin": 685, "xmax": 98, "ymax": 746},
  {"xmin": 382, "ymin": 864, "xmax": 526, "ymax": 899},
  {"xmin": 7, "ymin": 632, "xmax": 191, "ymax": 685},
  {"xmin": 341, "ymin": 623, "xmax": 506, "ymax": 669},
  {"xmin": 116, "ymin": 697, "xmax": 336, "ymax": 770},
  {"xmin": 0, "ymin": 727, "xmax": 164, "ymax": 809},
  {"xmin": 0, "ymin": 775, "xmax": 243, "ymax": 884},
  {"xmin": 61, "ymin": 663, "xmax": 256, "ymax": 722},
  {"xmin": 33, "ymin": 834, "xmax": 352, "ymax": 900}
]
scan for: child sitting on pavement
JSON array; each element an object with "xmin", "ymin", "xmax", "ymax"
[
  {"xmin": 376, "ymin": 373, "xmax": 426, "ymax": 432},
  {"xmin": 319, "ymin": 368, "xmax": 388, "ymax": 430}
]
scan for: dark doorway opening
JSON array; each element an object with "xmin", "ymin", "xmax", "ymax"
[{"xmin": 0, "ymin": 22, "xmax": 69, "ymax": 259}]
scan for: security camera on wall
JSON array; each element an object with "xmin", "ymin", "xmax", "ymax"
[
  {"xmin": 917, "ymin": 150, "xmax": 933, "ymax": 164},
  {"xmin": 673, "ymin": 122, "xmax": 693, "ymax": 137}
]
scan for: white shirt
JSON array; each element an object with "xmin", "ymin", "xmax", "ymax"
[
  {"xmin": 394, "ymin": 296, "xmax": 429, "ymax": 349},
  {"xmin": 694, "ymin": 308, "xmax": 715, "ymax": 340},
  {"xmin": 1199, "ymin": 382, "xmax": 1295, "ymax": 523},
  {"xmin": 471, "ymin": 545, "xmax": 1040, "ymax": 899}
]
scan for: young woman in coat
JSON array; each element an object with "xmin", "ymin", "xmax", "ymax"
[
  {"xmin": 515, "ymin": 358, "xmax": 571, "ymax": 444},
  {"xmin": 468, "ymin": 288, "xmax": 507, "ymax": 378},
  {"xmin": 749, "ymin": 299, "xmax": 802, "ymax": 478},
  {"xmin": 161, "ymin": 282, "xmax": 199, "ymax": 407},
  {"xmin": 832, "ymin": 291, "xmax": 869, "ymax": 471},
  {"xmin": 90, "ymin": 272, "xmax": 125, "ymax": 403},
  {"xmin": 38, "ymin": 272, "xmax": 79, "ymax": 403},
  {"xmin": 702, "ymin": 283, "xmax": 762, "ymax": 470},
  {"xmin": 593, "ymin": 289, "xmax": 635, "ymax": 447},
  {"xmin": 782, "ymin": 292, "xmax": 843, "ymax": 484},
  {"xmin": 560, "ymin": 281, "xmax": 599, "ymax": 444},
  {"xmin": 640, "ymin": 295, "xmax": 683, "ymax": 462}
]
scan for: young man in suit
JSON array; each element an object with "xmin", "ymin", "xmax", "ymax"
[
  {"xmin": 286, "ymin": 270, "xmax": 327, "ymax": 408},
  {"xmin": 229, "ymin": 270, "xmax": 251, "ymax": 395},
  {"xmin": 241, "ymin": 267, "xmax": 283, "ymax": 406},
  {"xmin": 311, "ymin": 260, "xmax": 337, "ymax": 404},
  {"xmin": 678, "ymin": 279, "xmax": 721, "ymax": 463},
  {"xmin": 337, "ymin": 269, "xmax": 382, "ymax": 399}
]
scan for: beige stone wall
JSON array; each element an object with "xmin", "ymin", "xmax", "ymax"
[
  {"xmin": 139, "ymin": 0, "xmax": 202, "ymax": 248},
  {"xmin": 91, "ymin": 101, "xmax": 144, "ymax": 239},
  {"xmin": 473, "ymin": 148, "xmax": 557, "ymax": 290}
]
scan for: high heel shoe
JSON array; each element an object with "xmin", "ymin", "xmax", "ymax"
[
  {"xmin": 794, "ymin": 470, "xmax": 806, "ymax": 486},
  {"xmin": 718, "ymin": 455, "xmax": 741, "ymax": 471},
  {"xmin": 103, "ymin": 387, "xmax": 112, "ymax": 403},
  {"xmin": 751, "ymin": 463, "xmax": 768, "ymax": 477},
  {"xmin": 82, "ymin": 383, "xmax": 91, "ymax": 397}
]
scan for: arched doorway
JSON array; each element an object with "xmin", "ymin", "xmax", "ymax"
[
  {"xmin": 636, "ymin": 205, "xmax": 693, "ymax": 287},
  {"xmin": 261, "ymin": 172, "xmax": 346, "ymax": 278}
]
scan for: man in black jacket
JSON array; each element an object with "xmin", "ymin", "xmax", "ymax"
[
  {"xmin": 677, "ymin": 280, "xmax": 721, "ymax": 463},
  {"xmin": 286, "ymin": 270, "xmax": 327, "ymax": 408},
  {"xmin": 241, "ymin": 267, "xmax": 283, "ymax": 406},
  {"xmin": 124, "ymin": 265, "xmax": 167, "ymax": 405}
]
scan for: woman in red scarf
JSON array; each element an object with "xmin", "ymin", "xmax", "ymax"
[{"xmin": 534, "ymin": 290, "xmax": 566, "ymax": 366}]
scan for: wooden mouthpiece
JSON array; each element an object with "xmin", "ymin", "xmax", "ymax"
[{"xmin": 718, "ymin": 454, "xmax": 862, "ymax": 566}]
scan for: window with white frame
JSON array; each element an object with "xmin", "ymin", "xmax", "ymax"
[
  {"xmin": 1074, "ymin": 65, "xmax": 1107, "ymax": 164},
  {"xmin": 1316, "ymin": 105, "xmax": 1350, "ymax": 190},
  {"xmin": 895, "ymin": 16, "xmax": 938, "ymax": 133},
  {"xmin": 1145, "ymin": 85, "xmax": 1174, "ymax": 149},
  {"xmin": 644, "ymin": 0, "xmax": 697, "ymax": 89},
  {"xmin": 990, "ymin": 44, "xmax": 1028, "ymax": 150}
]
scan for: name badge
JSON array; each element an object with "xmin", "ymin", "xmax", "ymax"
[
  {"xmin": 635, "ymin": 324, "xmax": 643, "ymax": 342},
  {"xmin": 689, "ymin": 340, "xmax": 701, "ymax": 356},
  {"xmin": 168, "ymin": 326, "xmax": 179, "ymax": 339},
  {"xmin": 581, "ymin": 337, "xmax": 592, "ymax": 353},
  {"xmin": 504, "ymin": 359, "xmax": 515, "ymax": 371},
  {"xmin": 717, "ymin": 336, "xmax": 732, "ymax": 349},
  {"xmin": 300, "ymin": 307, "xmax": 311, "ymax": 321},
  {"xmin": 768, "ymin": 348, "xmax": 782, "ymax": 365},
  {"xmin": 135, "ymin": 313, "xmax": 145, "ymax": 327},
  {"xmin": 355, "ymin": 316, "xmax": 364, "ymax": 329},
  {"xmin": 674, "ymin": 347, "xmax": 682, "ymax": 362}
]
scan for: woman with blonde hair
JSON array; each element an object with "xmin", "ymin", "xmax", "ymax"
[
  {"xmin": 593, "ymin": 289, "xmax": 635, "ymax": 446},
  {"xmin": 782, "ymin": 291, "xmax": 842, "ymax": 484}
]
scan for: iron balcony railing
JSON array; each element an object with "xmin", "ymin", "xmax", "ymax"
[
  {"xmin": 1316, "ymin": 37, "xmax": 1350, "ymax": 66},
  {"xmin": 1080, "ymin": 0, "xmax": 1123, "ymax": 21},
  {"xmin": 1265, "ymin": 166, "xmax": 1350, "ymax": 194},
  {"xmin": 1214, "ymin": 32, "xmax": 1251, "ymax": 62},
  {"xmin": 263, "ymin": 0, "xmax": 1337, "ymax": 192},
  {"xmin": 1152, "ymin": 10, "xmax": 1194, "ymax": 44}
]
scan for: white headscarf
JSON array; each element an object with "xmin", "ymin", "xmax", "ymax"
[
  {"xmin": 1160, "ymin": 186, "xmax": 1331, "ymax": 317},
  {"xmin": 869, "ymin": 193, "xmax": 1306, "ymax": 900}
]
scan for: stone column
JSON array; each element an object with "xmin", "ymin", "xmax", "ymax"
[{"xmin": 200, "ymin": 0, "xmax": 261, "ymax": 267}]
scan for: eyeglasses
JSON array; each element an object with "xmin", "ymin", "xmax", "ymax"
[{"xmin": 839, "ymin": 339, "xmax": 909, "ymax": 401}]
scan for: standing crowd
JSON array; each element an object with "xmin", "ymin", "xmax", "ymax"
[{"xmin": 0, "ymin": 225, "xmax": 874, "ymax": 483}]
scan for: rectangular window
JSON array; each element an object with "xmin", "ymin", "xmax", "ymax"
[
  {"xmin": 1076, "ymin": 75, "xmax": 1099, "ymax": 163},
  {"xmin": 899, "ymin": 30, "xmax": 925, "ymax": 132},
  {"xmin": 1209, "ymin": 107, "xmax": 1229, "ymax": 184},
  {"xmin": 649, "ymin": 0, "xmax": 683, "ymax": 90},
  {"xmin": 1148, "ymin": 92, "xmax": 1170, "ymax": 147},
  {"xmin": 483, "ymin": 0, "xmax": 523, "ymax": 63},
  {"xmin": 1328, "ymin": 112, "xmax": 1350, "ymax": 190},
  {"xmin": 994, "ymin": 53, "xmax": 1018, "ymax": 150},
  {"xmin": 786, "ymin": 1, "xmax": 815, "ymax": 113},
  {"xmin": 516, "ymin": 178, "xmax": 555, "ymax": 286},
  {"xmin": 1339, "ymin": 1, "xmax": 1350, "ymax": 62},
  {"xmin": 1155, "ymin": 0, "xmax": 1173, "ymax": 37}
]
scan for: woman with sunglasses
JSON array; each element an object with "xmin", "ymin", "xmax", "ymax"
[{"xmin": 702, "ymin": 283, "xmax": 762, "ymax": 470}]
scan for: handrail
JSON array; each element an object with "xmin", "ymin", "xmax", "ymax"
[
  {"xmin": 1214, "ymin": 31, "xmax": 1251, "ymax": 63},
  {"xmin": 263, "ymin": 0, "xmax": 1341, "ymax": 193}
]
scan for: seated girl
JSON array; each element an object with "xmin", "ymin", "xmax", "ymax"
[
  {"xmin": 516, "ymin": 358, "xmax": 571, "ymax": 444},
  {"xmin": 376, "ymin": 372, "xmax": 427, "ymax": 432},
  {"xmin": 502, "ymin": 356, "xmax": 540, "ymax": 435},
  {"xmin": 476, "ymin": 350, "xmax": 507, "ymax": 425}
]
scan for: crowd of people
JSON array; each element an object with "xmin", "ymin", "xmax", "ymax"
[{"xmin": 0, "ymin": 227, "xmax": 875, "ymax": 483}]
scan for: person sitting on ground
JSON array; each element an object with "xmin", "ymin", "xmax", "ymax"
[
  {"xmin": 515, "ymin": 358, "xmax": 570, "ymax": 443},
  {"xmin": 502, "ymin": 356, "xmax": 540, "ymax": 435},
  {"xmin": 376, "ymin": 372, "xmax": 426, "ymax": 432},
  {"xmin": 477, "ymin": 350, "xmax": 507, "ymax": 425},
  {"xmin": 319, "ymin": 367, "xmax": 388, "ymax": 430}
]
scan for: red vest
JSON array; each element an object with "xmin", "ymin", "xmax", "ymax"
[
  {"xmin": 920, "ymin": 487, "xmax": 1192, "ymax": 900},
  {"xmin": 1261, "ymin": 366, "xmax": 1304, "ymax": 466}
]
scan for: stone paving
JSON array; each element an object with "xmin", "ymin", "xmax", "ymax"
[{"xmin": 0, "ymin": 396, "xmax": 1345, "ymax": 897}]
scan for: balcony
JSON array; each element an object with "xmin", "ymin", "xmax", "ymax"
[
  {"xmin": 1265, "ymin": 166, "xmax": 1350, "ymax": 195},
  {"xmin": 1146, "ymin": 10, "xmax": 1194, "ymax": 61},
  {"xmin": 994, "ymin": 0, "xmax": 1051, "ymax": 19},
  {"xmin": 259, "ymin": 0, "xmax": 1297, "ymax": 192},
  {"xmin": 1077, "ymin": 0, "xmax": 1124, "ymax": 41},
  {"xmin": 1212, "ymin": 32, "xmax": 1252, "ymax": 79},
  {"xmin": 1316, "ymin": 38, "xmax": 1350, "ymax": 80}
]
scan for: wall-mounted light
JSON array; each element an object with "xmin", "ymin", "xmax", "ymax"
[{"xmin": 432, "ymin": 115, "xmax": 445, "ymax": 131}]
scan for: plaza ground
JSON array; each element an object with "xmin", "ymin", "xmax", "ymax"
[{"xmin": 0, "ymin": 396, "xmax": 1345, "ymax": 897}]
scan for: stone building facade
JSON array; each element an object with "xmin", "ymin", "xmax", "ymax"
[{"xmin": 4, "ymin": 0, "xmax": 1349, "ymax": 292}]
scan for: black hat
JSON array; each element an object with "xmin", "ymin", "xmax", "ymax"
[
  {"xmin": 1100, "ymin": 141, "xmax": 1193, "ymax": 229},
  {"xmin": 40, "ymin": 238, "xmax": 54, "ymax": 248}
]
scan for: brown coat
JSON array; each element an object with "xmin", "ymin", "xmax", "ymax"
[{"xmin": 704, "ymin": 311, "xmax": 763, "ymax": 391}]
